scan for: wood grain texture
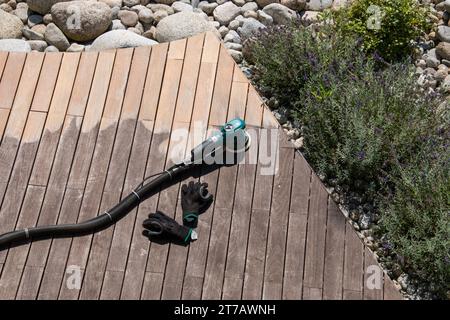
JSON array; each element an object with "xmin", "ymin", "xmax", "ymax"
[{"xmin": 0, "ymin": 33, "xmax": 403, "ymax": 300}]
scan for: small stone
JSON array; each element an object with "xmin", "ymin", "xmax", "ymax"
[
  {"xmin": 100, "ymin": 0, "xmax": 123, "ymax": 7},
  {"xmin": 127, "ymin": 27, "xmax": 142, "ymax": 35},
  {"xmin": 138, "ymin": 8, "xmax": 154, "ymax": 24},
  {"xmin": 437, "ymin": 25, "xmax": 450, "ymax": 43},
  {"xmin": 238, "ymin": 17, "xmax": 265, "ymax": 39},
  {"xmin": 147, "ymin": 4, "xmax": 174, "ymax": 15},
  {"xmin": 349, "ymin": 210, "xmax": 360, "ymax": 222},
  {"xmin": 119, "ymin": 10, "xmax": 139, "ymax": 27},
  {"xmin": 43, "ymin": 14, "xmax": 52, "ymax": 25},
  {"xmin": 27, "ymin": 40, "xmax": 48, "ymax": 52},
  {"xmin": 232, "ymin": 0, "xmax": 246, "ymax": 5},
  {"xmin": 257, "ymin": 10, "xmax": 273, "ymax": 25},
  {"xmin": 228, "ymin": 49, "xmax": 243, "ymax": 62},
  {"xmin": 224, "ymin": 42, "xmax": 242, "ymax": 50},
  {"xmin": 228, "ymin": 19, "xmax": 240, "ymax": 30},
  {"xmin": 434, "ymin": 69, "xmax": 448, "ymax": 81},
  {"xmin": 292, "ymin": 137, "xmax": 303, "ymax": 149},
  {"xmin": 242, "ymin": 2, "xmax": 258, "ymax": 12},
  {"xmin": 358, "ymin": 213, "xmax": 371, "ymax": 230},
  {"xmin": 306, "ymin": 0, "xmax": 332, "ymax": 11},
  {"xmin": 31, "ymin": 24, "xmax": 47, "ymax": 35},
  {"xmin": 224, "ymin": 30, "xmax": 241, "ymax": 43},
  {"xmin": 88, "ymin": 30, "xmax": 158, "ymax": 51},
  {"xmin": 436, "ymin": 41, "xmax": 450, "ymax": 60},
  {"xmin": 12, "ymin": 6, "xmax": 28, "ymax": 24},
  {"xmin": 416, "ymin": 59, "xmax": 426, "ymax": 68},
  {"xmin": 444, "ymin": 0, "xmax": 450, "ymax": 13},
  {"xmin": 44, "ymin": 23, "xmax": 70, "ymax": 51},
  {"xmin": 243, "ymin": 10, "xmax": 258, "ymax": 19},
  {"xmin": 111, "ymin": 19, "xmax": 126, "ymax": 30},
  {"xmin": 154, "ymin": 10, "xmax": 169, "ymax": 23},
  {"xmin": 280, "ymin": 0, "xmax": 306, "ymax": 11},
  {"xmin": 218, "ymin": 25, "xmax": 229, "ymax": 37},
  {"xmin": 123, "ymin": 0, "xmax": 140, "ymax": 6},
  {"xmin": 286, "ymin": 128, "xmax": 300, "ymax": 140},
  {"xmin": 198, "ymin": 1, "xmax": 218, "ymax": 15},
  {"xmin": 172, "ymin": 1, "xmax": 193, "ymax": 12},
  {"xmin": 255, "ymin": 0, "xmax": 277, "ymax": 7},
  {"xmin": 28, "ymin": 14, "xmax": 43, "ymax": 28},
  {"xmin": 22, "ymin": 28, "xmax": 45, "ymax": 41},
  {"xmin": 67, "ymin": 43, "xmax": 85, "ymax": 52},
  {"xmin": 262, "ymin": 3, "xmax": 297, "ymax": 25},
  {"xmin": 142, "ymin": 26, "xmax": 156, "ymax": 39},
  {"xmin": 213, "ymin": 2, "xmax": 241, "ymax": 25},
  {"xmin": 302, "ymin": 10, "xmax": 320, "ymax": 26},
  {"xmin": 45, "ymin": 45, "xmax": 59, "ymax": 52},
  {"xmin": 0, "ymin": 9, "xmax": 23, "ymax": 39}
]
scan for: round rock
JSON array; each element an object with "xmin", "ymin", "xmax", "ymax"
[
  {"xmin": 0, "ymin": 9, "xmax": 24, "ymax": 39},
  {"xmin": 87, "ymin": 30, "xmax": 158, "ymax": 51},
  {"xmin": 44, "ymin": 23, "xmax": 70, "ymax": 51},
  {"xmin": 262, "ymin": 3, "xmax": 297, "ymax": 25},
  {"xmin": 155, "ymin": 11, "xmax": 218, "ymax": 42},
  {"xmin": 213, "ymin": 2, "xmax": 241, "ymax": 26},
  {"xmin": 28, "ymin": 0, "xmax": 90, "ymax": 15},
  {"xmin": 51, "ymin": 1, "xmax": 112, "ymax": 42},
  {"xmin": 118, "ymin": 10, "xmax": 139, "ymax": 27}
]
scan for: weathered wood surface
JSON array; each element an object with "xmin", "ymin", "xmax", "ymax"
[{"xmin": 0, "ymin": 33, "xmax": 402, "ymax": 300}]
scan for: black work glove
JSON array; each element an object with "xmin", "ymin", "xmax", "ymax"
[
  {"xmin": 143, "ymin": 211, "xmax": 195, "ymax": 244},
  {"xmin": 181, "ymin": 181, "xmax": 213, "ymax": 228}
]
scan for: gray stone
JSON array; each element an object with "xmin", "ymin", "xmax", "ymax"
[
  {"xmin": 51, "ymin": 1, "xmax": 112, "ymax": 42},
  {"xmin": 43, "ymin": 13, "xmax": 52, "ymax": 25},
  {"xmin": 147, "ymin": 4, "xmax": 174, "ymax": 15},
  {"xmin": 243, "ymin": 10, "xmax": 258, "ymax": 19},
  {"xmin": 27, "ymin": 40, "xmax": 48, "ymax": 51},
  {"xmin": 45, "ymin": 45, "xmax": 59, "ymax": 52},
  {"xmin": 213, "ymin": 2, "xmax": 241, "ymax": 25},
  {"xmin": 138, "ymin": 8, "xmax": 154, "ymax": 24},
  {"xmin": 198, "ymin": 1, "xmax": 217, "ymax": 15},
  {"xmin": 280, "ymin": 0, "xmax": 306, "ymax": 11},
  {"xmin": 306, "ymin": 0, "xmax": 333, "ymax": 11},
  {"xmin": 241, "ymin": 2, "xmax": 258, "ymax": 12},
  {"xmin": 437, "ymin": 25, "xmax": 450, "ymax": 43},
  {"xmin": 118, "ymin": 10, "xmax": 139, "ymax": 27},
  {"xmin": 123, "ymin": 0, "xmax": 140, "ymax": 6},
  {"xmin": 232, "ymin": 0, "xmax": 246, "ymax": 6},
  {"xmin": 155, "ymin": 11, "xmax": 217, "ymax": 42},
  {"xmin": 0, "ymin": 9, "xmax": 23, "ymax": 39},
  {"xmin": 111, "ymin": 19, "xmax": 126, "ymax": 30},
  {"xmin": 228, "ymin": 19, "xmax": 240, "ymax": 30},
  {"xmin": 224, "ymin": 42, "xmax": 242, "ymax": 50},
  {"xmin": 262, "ymin": 3, "xmax": 297, "ymax": 25},
  {"xmin": 0, "ymin": 39, "xmax": 31, "ymax": 52},
  {"xmin": 436, "ymin": 41, "xmax": 450, "ymax": 60},
  {"xmin": 424, "ymin": 48, "xmax": 440, "ymax": 68},
  {"xmin": 31, "ymin": 24, "xmax": 47, "ymax": 35},
  {"xmin": 172, "ymin": 1, "xmax": 193, "ymax": 12},
  {"xmin": 223, "ymin": 30, "xmax": 240, "ymax": 43},
  {"xmin": 127, "ymin": 27, "xmax": 142, "ymax": 35},
  {"xmin": 44, "ymin": 23, "xmax": 70, "ymax": 51},
  {"xmin": 218, "ymin": 25, "xmax": 229, "ymax": 37},
  {"xmin": 154, "ymin": 10, "xmax": 169, "ymax": 23},
  {"xmin": 292, "ymin": 137, "xmax": 303, "ymax": 149},
  {"xmin": 302, "ymin": 10, "xmax": 320, "ymax": 25},
  {"xmin": 13, "ymin": 7, "xmax": 28, "ymax": 23},
  {"xmin": 28, "ymin": 14, "xmax": 44, "ymax": 28},
  {"xmin": 88, "ymin": 30, "xmax": 158, "ymax": 51},
  {"xmin": 238, "ymin": 17, "xmax": 265, "ymax": 39},
  {"xmin": 153, "ymin": 0, "xmax": 176, "ymax": 5},
  {"xmin": 99, "ymin": 0, "xmax": 123, "ymax": 7},
  {"xmin": 444, "ymin": 0, "xmax": 450, "ymax": 13},
  {"xmin": 67, "ymin": 43, "xmax": 85, "ymax": 52},
  {"xmin": 257, "ymin": 10, "xmax": 273, "ymax": 25},
  {"xmin": 28, "ymin": 0, "xmax": 90, "ymax": 15},
  {"xmin": 255, "ymin": 0, "xmax": 277, "ymax": 8},
  {"xmin": 22, "ymin": 28, "xmax": 45, "ymax": 41},
  {"xmin": 228, "ymin": 49, "xmax": 243, "ymax": 62}
]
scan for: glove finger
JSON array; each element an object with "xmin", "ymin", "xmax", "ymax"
[
  {"xmin": 188, "ymin": 180, "xmax": 195, "ymax": 190},
  {"xmin": 181, "ymin": 183, "xmax": 188, "ymax": 194},
  {"xmin": 200, "ymin": 182, "xmax": 209, "ymax": 189}
]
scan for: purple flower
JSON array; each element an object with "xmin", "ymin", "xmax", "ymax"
[{"xmin": 357, "ymin": 150, "xmax": 366, "ymax": 161}]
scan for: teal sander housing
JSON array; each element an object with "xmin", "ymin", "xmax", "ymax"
[{"xmin": 0, "ymin": 118, "xmax": 250, "ymax": 249}]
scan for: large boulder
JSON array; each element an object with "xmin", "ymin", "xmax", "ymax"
[
  {"xmin": 27, "ymin": 0, "xmax": 89, "ymax": 15},
  {"xmin": 51, "ymin": 1, "xmax": 112, "ymax": 42},
  {"xmin": 0, "ymin": 39, "xmax": 31, "ymax": 52},
  {"xmin": 280, "ymin": 0, "xmax": 306, "ymax": 11},
  {"xmin": 0, "ymin": 9, "xmax": 24, "ymax": 39},
  {"xmin": 87, "ymin": 30, "xmax": 158, "ymax": 51},
  {"xmin": 213, "ymin": 2, "xmax": 241, "ymax": 26},
  {"xmin": 155, "ymin": 11, "xmax": 217, "ymax": 42},
  {"xmin": 262, "ymin": 3, "xmax": 297, "ymax": 25}
]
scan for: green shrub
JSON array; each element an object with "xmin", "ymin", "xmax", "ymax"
[
  {"xmin": 334, "ymin": 0, "xmax": 430, "ymax": 62},
  {"xmin": 379, "ymin": 146, "xmax": 450, "ymax": 297},
  {"xmin": 247, "ymin": 24, "xmax": 450, "ymax": 298}
]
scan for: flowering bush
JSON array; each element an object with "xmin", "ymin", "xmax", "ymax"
[{"xmin": 246, "ymin": 24, "xmax": 450, "ymax": 298}]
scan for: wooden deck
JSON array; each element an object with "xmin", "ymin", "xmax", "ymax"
[{"xmin": 0, "ymin": 32, "xmax": 402, "ymax": 300}]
